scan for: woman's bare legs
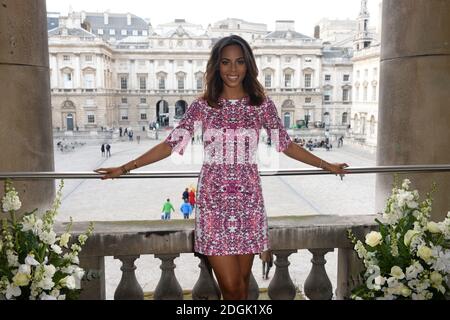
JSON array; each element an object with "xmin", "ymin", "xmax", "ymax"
[{"xmin": 207, "ymin": 254, "xmax": 255, "ymax": 300}]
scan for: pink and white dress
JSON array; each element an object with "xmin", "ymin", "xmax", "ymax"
[{"xmin": 165, "ymin": 96, "xmax": 291, "ymax": 256}]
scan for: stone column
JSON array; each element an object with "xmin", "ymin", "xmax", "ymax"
[
  {"xmin": 376, "ymin": 0, "xmax": 450, "ymax": 221},
  {"xmin": 0, "ymin": 0, "xmax": 55, "ymax": 215}
]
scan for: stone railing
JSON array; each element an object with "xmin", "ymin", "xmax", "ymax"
[{"xmin": 58, "ymin": 214, "xmax": 378, "ymax": 300}]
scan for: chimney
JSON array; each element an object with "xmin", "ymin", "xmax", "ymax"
[
  {"xmin": 104, "ymin": 12, "xmax": 109, "ymax": 25},
  {"xmin": 275, "ymin": 20, "xmax": 295, "ymax": 31},
  {"xmin": 314, "ymin": 25, "xmax": 320, "ymax": 39},
  {"xmin": 127, "ymin": 13, "xmax": 131, "ymax": 26}
]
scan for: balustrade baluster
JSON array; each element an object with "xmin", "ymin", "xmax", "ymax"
[
  {"xmin": 304, "ymin": 248, "xmax": 333, "ymax": 300},
  {"xmin": 114, "ymin": 255, "xmax": 144, "ymax": 300},
  {"xmin": 154, "ymin": 254, "xmax": 183, "ymax": 300},
  {"xmin": 192, "ymin": 254, "xmax": 221, "ymax": 300},
  {"xmin": 268, "ymin": 250, "xmax": 297, "ymax": 300}
]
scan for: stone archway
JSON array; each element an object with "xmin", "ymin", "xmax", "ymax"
[
  {"xmin": 156, "ymin": 100, "xmax": 169, "ymax": 127},
  {"xmin": 174, "ymin": 100, "xmax": 187, "ymax": 119}
]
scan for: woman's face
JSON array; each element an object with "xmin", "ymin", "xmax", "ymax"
[{"xmin": 219, "ymin": 44, "xmax": 247, "ymax": 92}]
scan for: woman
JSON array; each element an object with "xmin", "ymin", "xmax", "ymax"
[{"xmin": 95, "ymin": 35, "xmax": 348, "ymax": 300}]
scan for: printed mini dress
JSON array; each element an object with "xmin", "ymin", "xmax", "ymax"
[{"xmin": 165, "ymin": 96, "xmax": 291, "ymax": 256}]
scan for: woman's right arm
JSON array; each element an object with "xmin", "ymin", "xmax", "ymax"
[{"xmin": 94, "ymin": 141, "xmax": 172, "ymax": 180}]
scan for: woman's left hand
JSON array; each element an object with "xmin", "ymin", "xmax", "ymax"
[{"xmin": 325, "ymin": 163, "xmax": 349, "ymax": 179}]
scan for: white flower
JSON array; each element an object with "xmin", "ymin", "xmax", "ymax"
[
  {"xmin": 12, "ymin": 272, "xmax": 30, "ymax": 287},
  {"xmin": 39, "ymin": 230, "xmax": 57, "ymax": 245},
  {"xmin": 365, "ymin": 231, "xmax": 383, "ymax": 247},
  {"xmin": 78, "ymin": 234, "xmax": 88, "ymax": 245},
  {"xmin": 405, "ymin": 261, "xmax": 424, "ymax": 280},
  {"xmin": 401, "ymin": 179, "xmax": 411, "ymax": 189},
  {"xmin": 5, "ymin": 283, "xmax": 21, "ymax": 299},
  {"xmin": 43, "ymin": 264, "xmax": 56, "ymax": 278},
  {"xmin": 404, "ymin": 229, "xmax": 421, "ymax": 247},
  {"xmin": 390, "ymin": 266, "xmax": 405, "ymax": 280},
  {"xmin": 374, "ymin": 275, "xmax": 386, "ymax": 286},
  {"xmin": 51, "ymin": 244, "xmax": 62, "ymax": 254},
  {"xmin": 17, "ymin": 264, "xmax": 31, "ymax": 276},
  {"xmin": 21, "ymin": 214, "xmax": 36, "ymax": 232},
  {"xmin": 426, "ymin": 221, "xmax": 441, "ymax": 233},
  {"xmin": 60, "ymin": 275, "xmax": 76, "ymax": 289},
  {"xmin": 2, "ymin": 190, "xmax": 22, "ymax": 212},
  {"xmin": 6, "ymin": 251, "xmax": 19, "ymax": 267},
  {"xmin": 39, "ymin": 292, "xmax": 57, "ymax": 300},
  {"xmin": 25, "ymin": 254, "xmax": 40, "ymax": 266},
  {"xmin": 417, "ymin": 245, "xmax": 433, "ymax": 263},
  {"xmin": 57, "ymin": 294, "xmax": 66, "ymax": 300},
  {"xmin": 59, "ymin": 233, "xmax": 71, "ymax": 248}
]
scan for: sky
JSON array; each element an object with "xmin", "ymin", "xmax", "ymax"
[{"xmin": 46, "ymin": 0, "xmax": 381, "ymax": 37}]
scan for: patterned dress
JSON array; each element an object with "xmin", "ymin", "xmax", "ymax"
[{"xmin": 165, "ymin": 96, "xmax": 291, "ymax": 256}]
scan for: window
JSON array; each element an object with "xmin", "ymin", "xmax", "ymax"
[
  {"xmin": 364, "ymin": 69, "xmax": 369, "ymax": 77},
  {"xmin": 196, "ymin": 40, "xmax": 202, "ymax": 47},
  {"xmin": 140, "ymin": 97, "xmax": 147, "ymax": 104},
  {"xmin": 266, "ymin": 56, "xmax": 272, "ymax": 63},
  {"xmin": 121, "ymin": 97, "xmax": 128, "ymax": 104},
  {"xmin": 121, "ymin": 29, "xmax": 127, "ymax": 36},
  {"xmin": 342, "ymin": 112, "xmax": 348, "ymax": 124},
  {"xmin": 85, "ymin": 99, "xmax": 94, "ymax": 106},
  {"xmin": 177, "ymin": 76, "xmax": 185, "ymax": 90},
  {"xmin": 84, "ymin": 73, "xmax": 95, "ymax": 88},
  {"xmin": 139, "ymin": 76, "xmax": 146, "ymax": 90},
  {"xmin": 373, "ymin": 67, "xmax": 378, "ymax": 78},
  {"xmin": 196, "ymin": 77, "xmax": 203, "ymax": 90},
  {"xmin": 97, "ymin": 29, "xmax": 104, "ymax": 35},
  {"xmin": 140, "ymin": 113, "xmax": 147, "ymax": 120},
  {"xmin": 324, "ymin": 90, "xmax": 332, "ymax": 103},
  {"xmin": 132, "ymin": 30, "xmax": 138, "ymax": 36},
  {"xmin": 304, "ymin": 74, "xmax": 312, "ymax": 88},
  {"xmin": 363, "ymin": 87, "xmax": 368, "ymax": 101},
  {"xmin": 325, "ymin": 75, "xmax": 331, "ymax": 81},
  {"xmin": 120, "ymin": 109, "xmax": 128, "ymax": 120},
  {"xmin": 305, "ymin": 97, "xmax": 312, "ymax": 103},
  {"xmin": 285, "ymin": 57, "xmax": 291, "ymax": 63},
  {"xmin": 109, "ymin": 29, "xmax": 115, "ymax": 35},
  {"xmin": 343, "ymin": 89, "xmax": 349, "ymax": 101},
  {"xmin": 372, "ymin": 86, "xmax": 377, "ymax": 101},
  {"xmin": 159, "ymin": 77, "xmax": 165, "ymax": 90},
  {"xmin": 85, "ymin": 55, "xmax": 92, "ymax": 62},
  {"xmin": 63, "ymin": 55, "xmax": 70, "ymax": 61},
  {"xmin": 87, "ymin": 114, "xmax": 95, "ymax": 123},
  {"xmin": 343, "ymin": 74, "xmax": 350, "ymax": 81},
  {"xmin": 142, "ymin": 30, "xmax": 148, "ymax": 36},
  {"xmin": 284, "ymin": 74, "xmax": 291, "ymax": 87},
  {"xmin": 305, "ymin": 57, "xmax": 312, "ymax": 63},
  {"xmin": 264, "ymin": 74, "xmax": 272, "ymax": 88},
  {"xmin": 120, "ymin": 77, "xmax": 128, "ymax": 90}
]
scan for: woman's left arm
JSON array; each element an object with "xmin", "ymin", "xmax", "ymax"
[{"xmin": 283, "ymin": 142, "xmax": 348, "ymax": 175}]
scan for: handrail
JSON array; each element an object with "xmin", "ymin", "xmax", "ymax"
[{"xmin": 0, "ymin": 164, "xmax": 449, "ymax": 179}]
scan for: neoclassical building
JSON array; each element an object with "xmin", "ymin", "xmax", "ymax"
[{"xmin": 48, "ymin": 11, "xmax": 355, "ymax": 138}]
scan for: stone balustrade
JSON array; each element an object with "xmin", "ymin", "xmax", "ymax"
[{"xmin": 57, "ymin": 214, "xmax": 378, "ymax": 300}]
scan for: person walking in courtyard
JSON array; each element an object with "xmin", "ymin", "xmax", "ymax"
[
  {"xmin": 161, "ymin": 198, "xmax": 175, "ymax": 220},
  {"xmin": 182, "ymin": 187, "xmax": 189, "ymax": 201},
  {"xmin": 180, "ymin": 198, "xmax": 193, "ymax": 219},
  {"xmin": 101, "ymin": 143, "xmax": 105, "ymax": 157},
  {"xmin": 106, "ymin": 143, "xmax": 111, "ymax": 157},
  {"xmin": 94, "ymin": 35, "xmax": 348, "ymax": 300},
  {"xmin": 188, "ymin": 188, "xmax": 196, "ymax": 209}
]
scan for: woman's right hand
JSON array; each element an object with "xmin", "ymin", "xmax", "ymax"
[{"xmin": 94, "ymin": 167, "xmax": 123, "ymax": 180}]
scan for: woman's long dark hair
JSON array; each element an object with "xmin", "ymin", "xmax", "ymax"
[{"xmin": 202, "ymin": 35, "xmax": 266, "ymax": 107}]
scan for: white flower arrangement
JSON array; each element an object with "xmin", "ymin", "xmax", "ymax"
[
  {"xmin": 0, "ymin": 180, "xmax": 93, "ymax": 300},
  {"xmin": 347, "ymin": 178, "xmax": 450, "ymax": 300}
]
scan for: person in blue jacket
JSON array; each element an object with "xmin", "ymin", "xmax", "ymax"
[{"xmin": 180, "ymin": 198, "xmax": 193, "ymax": 219}]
